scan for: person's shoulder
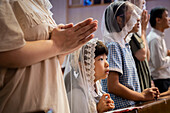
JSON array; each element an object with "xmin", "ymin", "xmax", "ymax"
[{"xmin": 147, "ymin": 31, "xmax": 160, "ymax": 43}]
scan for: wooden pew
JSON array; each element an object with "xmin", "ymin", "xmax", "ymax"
[
  {"xmin": 127, "ymin": 95, "xmax": 170, "ymax": 113},
  {"xmin": 105, "ymin": 95, "xmax": 170, "ymax": 113}
]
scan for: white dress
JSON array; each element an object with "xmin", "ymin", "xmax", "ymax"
[{"xmin": 0, "ymin": 0, "xmax": 70, "ymax": 113}]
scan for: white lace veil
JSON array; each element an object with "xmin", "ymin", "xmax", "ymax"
[
  {"xmin": 64, "ymin": 39, "xmax": 99, "ymax": 113},
  {"xmin": 101, "ymin": 1, "xmax": 142, "ymax": 47}
]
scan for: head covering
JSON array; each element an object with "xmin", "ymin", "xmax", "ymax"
[
  {"xmin": 101, "ymin": 1, "xmax": 142, "ymax": 47},
  {"xmin": 64, "ymin": 39, "xmax": 101, "ymax": 113},
  {"xmin": 115, "ymin": 0, "xmax": 146, "ymax": 10}
]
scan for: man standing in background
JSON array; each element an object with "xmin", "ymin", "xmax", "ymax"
[{"xmin": 147, "ymin": 7, "xmax": 170, "ymax": 93}]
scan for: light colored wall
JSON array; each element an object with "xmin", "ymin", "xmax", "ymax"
[
  {"xmin": 68, "ymin": 5, "xmax": 108, "ymax": 40},
  {"xmin": 50, "ymin": 0, "xmax": 67, "ymax": 24}
]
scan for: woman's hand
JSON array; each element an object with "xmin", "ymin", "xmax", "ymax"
[
  {"xmin": 97, "ymin": 93, "xmax": 115, "ymax": 113},
  {"xmin": 51, "ymin": 18, "xmax": 98, "ymax": 55},
  {"xmin": 0, "ymin": 18, "xmax": 97, "ymax": 68}
]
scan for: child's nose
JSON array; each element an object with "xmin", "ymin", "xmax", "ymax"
[{"xmin": 105, "ymin": 61, "xmax": 109, "ymax": 67}]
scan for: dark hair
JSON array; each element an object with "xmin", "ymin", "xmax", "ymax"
[
  {"xmin": 80, "ymin": 40, "xmax": 108, "ymax": 62},
  {"xmin": 95, "ymin": 41, "xmax": 108, "ymax": 58},
  {"xmin": 105, "ymin": 1, "xmax": 127, "ymax": 33},
  {"xmin": 150, "ymin": 7, "xmax": 168, "ymax": 28}
]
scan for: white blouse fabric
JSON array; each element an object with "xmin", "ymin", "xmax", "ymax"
[
  {"xmin": 147, "ymin": 28, "xmax": 170, "ymax": 80},
  {"xmin": 0, "ymin": 0, "xmax": 70, "ymax": 113}
]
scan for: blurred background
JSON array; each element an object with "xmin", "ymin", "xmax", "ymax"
[{"xmin": 49, "ymin": 0, "xmax": 170, "ymax": 49}]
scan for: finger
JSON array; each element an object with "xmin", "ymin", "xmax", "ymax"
[
  {"xmin": 107, "ymin": 103, "xmax": 115, "ymax": 109},
  {"xmin": 108, "ymin": 103, "xmax": 115, "ymax": 107},
  {"xmin": 64, "ymin": 34, "xmax": 95, "ymax": 55},
  {"xmin": 152, "ymin": 93, "xmax": 155, "ymax": 99},
  {"xmin": 57, "ymin": 24, "xmax": 65, "ymax": 29},
  {"xmin": 78, "ymin": 34, "xmax": 94, "ymax": 45},
  {"xmin": 103, "ymin": 93, "xmax": 111, "ymax": 98},
  {"xmin": 141, "ymin": 10, "xmax": 145, "ymax": 18},
  {"xmin": 62, "ymin": 23, "xmax": 73, "ymax": 29},
  {"xmin": 152, "ymin": 87, "xmax": 159, "ymax": 91},
  {"xmin": 106, "ymin": 99, "xmax": 114, "ymax": 104},
  {"xmin": 100, "ymin": 93, "xmax": 109, "ymax": 100},
  {"xmin": 58, "ymin": 23, "xmax": 73, "ymax": 29},
  {"xmin": 78, "ymin": 24, "xmax": 97, "ymax": 42},
  {"xmin": 153, "ymin": 90, "xmax": 160, "ymax": 96},
  {"xmin": 73, "ymin": 18, "xmax": 94, "ymax": 31},
  {"xmin": 77, "ymin": 20, "xmax": 98, "ymax": 36},
  {"xmin": 77, "ymin": 21, "xmax": 98, "ymax": 40}
]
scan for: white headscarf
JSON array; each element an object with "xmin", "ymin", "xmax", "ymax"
[
  {"xmin": 101, "ymin": 1, "xmax": 142, "ymax": 47},
  {"xmin": 64, "ymin": 39, "xmax": 99, "ymax": 113}
]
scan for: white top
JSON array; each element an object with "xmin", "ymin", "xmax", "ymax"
[
  {"xmin": 0, "ymin": 1, "xmax": 70, "ymax": 113},
  {"xmin": 147, "ymin": 28, "xmax": 170, "ymax": 80}
]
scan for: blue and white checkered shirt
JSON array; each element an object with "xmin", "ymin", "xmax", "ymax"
[{"xmin": 101, "ymin": 42, "xmax": 141, "ymax": 109}]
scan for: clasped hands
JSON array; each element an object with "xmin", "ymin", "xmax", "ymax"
[{"xmin": 50, "ymin": 18, "xmax": 98, "ymax": 55}]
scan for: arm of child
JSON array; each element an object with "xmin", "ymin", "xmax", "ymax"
[{"xmin": 107, "ymin": 71, "xmax": 159, "ymax": 101}]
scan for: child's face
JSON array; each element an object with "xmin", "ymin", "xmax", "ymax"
[{"xmin": 94, "ymin": 54, "xmax": 109, "ymax": 82}]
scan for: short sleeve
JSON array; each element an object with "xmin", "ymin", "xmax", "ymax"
[
  {"xmin": 130, "ymin": 33, "xmax": 144, "ymax": 55},
  {"xmin": 107, "ymin": 43, "xmax": 123, "ymax": 74},
  {"xmin": 0, "ymin": 1, "xmax": 25, "ymax": 52}
]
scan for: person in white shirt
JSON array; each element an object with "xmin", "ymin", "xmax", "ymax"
[{"xmin": 147, "ymin": 7, "xmax": 170, "ymax": 93}]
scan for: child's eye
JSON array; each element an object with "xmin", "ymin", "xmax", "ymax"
[{"xmin": 98, "ymin": 58, "xmax": 103, "ymax": 61}]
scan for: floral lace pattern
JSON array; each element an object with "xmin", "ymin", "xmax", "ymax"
[
  {"xmin": 101, "ymin": 1, "xmax": 142, "ymax": 47},
  {"xmin": 83, "ymin": 39, "xmax": 98, "ymax": 113},
  {"xmin": 83, "ymin": 39, "xmax": 97, "ymax": 97},
  {"xmin": 69, "ymin": 38, "xmax": 98, "ymax": 113}
]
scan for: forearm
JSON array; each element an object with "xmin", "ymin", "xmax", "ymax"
[
  {"xmin": 135, "ymin": 30, "xmax": 150, "ymax": 61},
  {"xmin": 0, "ymin": 40, "xmax": 59, "ymax": 68},
  {"xmin": 141, "ymin": 30, "xmax": 148, "ymax": 57},
  {"xmin": 108, "ymin": 82, "xmax": 144, "ymax": 101},
  {"xmin": 107, "ymin": 72, "xmax": 157, "ymax": 102},
  {"xmin": 137, "ymin": 10, "xmax": 150, "ymax": 61}
]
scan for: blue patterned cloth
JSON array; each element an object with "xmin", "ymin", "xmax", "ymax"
[{"xmin": 101, "ymin": 42, "xmax": 141, "ymax": 109}]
